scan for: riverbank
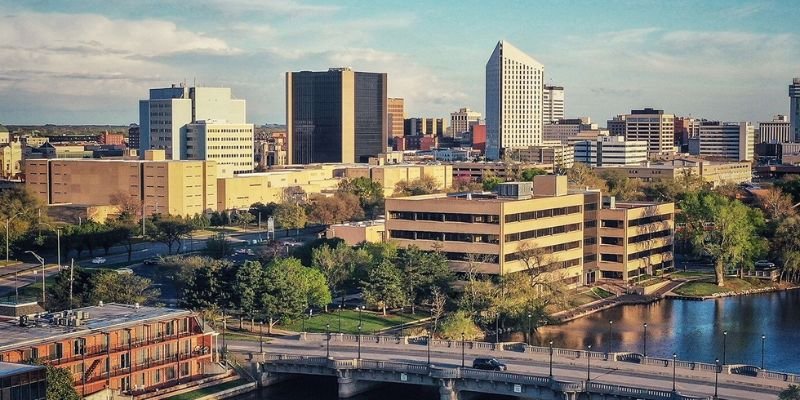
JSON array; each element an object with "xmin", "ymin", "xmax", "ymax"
[{"xmin": 667, "ymin": 278, "xmax": 799, "ymax": 300}]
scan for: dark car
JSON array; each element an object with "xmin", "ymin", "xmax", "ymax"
[
  {"xmin": 143, "ymin": 258, "xmax": 161, "ymax": 266},
  {"xmin": 472, "ymin": 358, "xmax": 507, "ymax": 371}
]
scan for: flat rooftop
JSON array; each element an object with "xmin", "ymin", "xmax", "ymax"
[
  {"xmin": 0, "ymin": 362, "xmax": 43, "ymax": 377},
  {"xmin": 0, "ymin": 303, "xmax": 192, "ymax": 351}
]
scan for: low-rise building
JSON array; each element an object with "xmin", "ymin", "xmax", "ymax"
[
  {"xmin": 574, "ymin": 135, "xmax": 648, "ymax": 166},
  {"xmin": 343, "ymin": 164, "xmax": 452, "ymax": 196},
  {"xmin": 325, "ymin": 219, "xmax": 386, "ymax": 245},
  {"xmin": 0, "ymin": 362, "xmax": 46, "ymax": 400},
  {"xmin": 696, "ymin": 121, "xmax": 755, "ymax": 161},
  {"xmin": 594, "ymin": 158, "xmax": 752, "ymax": 187},
  {"xmin": 450, "ymin": 161, "xmax": 553, "ymax": 183},
  {"xmin": 216, "ymin": 167, "xmax": 340, "ymax": 210},
  {"xmin": 757, "ymin": 115, "xmax": 792, "ymax": 144},
  {"xmin": 506, "ymin": 145, "xmax": 574, "ymax": 170},
  {"xmin": 0, "ymin": 303, "xmax": 217, "ymax": 398},
  {"xmin": 596, "ymin": 199, "xmax": 674, "ymax": 281},
  {"xmin": 0, "ymin": 140, "xmax": 22, "ymax": 179}
]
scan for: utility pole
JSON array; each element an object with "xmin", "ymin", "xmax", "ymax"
[{"xmin": 69, "ymin": 259, "xmax": 74, "ymax": 310}]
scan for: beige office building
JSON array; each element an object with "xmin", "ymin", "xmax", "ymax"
[
  {"xmin": 216, "ymin": 168, "xmax": 340, "ymax": 210},
  {"xmin": 542, "ymin": 85, "xmax": 565, "ymax": 124},
  {"xmin": 698, "ymin": 121, "xmax": 755, "ymax": 161},
  {"xmin": 326, "ymin": 220, "xmax": 386, "ymax": 245},
  {"xmin": 451, "ymin": 161, "xmax": 553, "ymax": 183},
  {"xmin": 506, "ymin": 145, "xmax": 574, "ymax": 170},
  {"xmin": 758, "ymin": 115, "xmax": 792, "ymax": 143},
  {"xmin": 25, "ymin": 150, "xmax": 217, "ymax": 217},
  {"xmin": 596, "ymin": 200, "xmax": 674, "ymax": 281},
  {"xmin": 594, "ymin": 158, "xmax": 751, "ymax": 187},
  {"xmin": 388, "ymin": 98, "xmax": 405, "ymax": 140},
  {"xmin": 344, "ymin": 164, "xmax": 453, "ymax": 196},
  {"xmin": 450, "ymin": 108, "xmax": 482, "ymax": 137},
  {"xmin": 623, "ymin": 108, "xmax": 675, "ymax": 155},
  {"xmin": 0, "ymin": 140, "xmax": 22, "ymax": 179},
  {"xmin": 186, "ymin": 120, "xmax": 254, "ymax": 177}
]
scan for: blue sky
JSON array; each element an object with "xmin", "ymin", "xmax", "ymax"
[{"xmin": 0, "ymin": 0, "xmax": 798, "ymax": 125}]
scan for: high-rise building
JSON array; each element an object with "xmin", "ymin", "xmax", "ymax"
[
  {"xmin": 403, "ymin": 118, "xmax": 446, "ymax": 136},
  {"xmin": 450, "ymin": 108, "xmax": 482, "ymax": 137},
  {"xmin": 574, "ymin": 135, "xmax": 648, "ymax": 166},
  {"xmin": 542, "ymin": 85, "xmax": 565, "ymax": 124},
  {"xmin": 543, "ymin": 117, "xmax": 603, "ymax": 144},
  {"xmin": 486, "ymin": 40, "xmax": 544, "ymax": 160},
  {"xmin": 790, "ymin": 78, "xmax": 800, "ymax": 142},
  {"xmin": 287, "ymin": 68, "xmax": 387, "ymax": 164},
  {"xmin": 185, "ymin": 120, "xmax": 254, "ymax": 177},
  {"xmin": 696, "ymin": 121, "xmax": 754, "ymax": 161},
  {"xmin": 387, "ymin": 98, "xmax": 405, "ymax": 141},
  {"xmin": 674, "ymin": 117, "xmax": 700, "ymax": 150},
  {"xmin": 139, "ymin": 85, "xmax": 247, "ymax": 160},
  {"xmin": 623, "ymin": 108, "xmax": 675, "ymax": 155},
  {"xmin": 607, "ymin": 115, "xmax": 626, "ymax": 136},
  {"xmin": 758, "ymin": 115, "xmax": 792, "ymax": 144},
  {"xmin": 127, "ymin": 124, "xmax": 140, "ymax": 150}
]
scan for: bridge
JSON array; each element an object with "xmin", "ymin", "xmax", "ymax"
[{"xmin": 228, "ymin": 334, "xmax": 791, "ymax": 400}]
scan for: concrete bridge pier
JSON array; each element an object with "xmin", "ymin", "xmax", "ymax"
[
  {"xmin": 337, "ymin": 370, "xmax": 382, "ymax": 398},
  {"xmin": 438, "ymin": 379, "xmax": 457, "ymax": 400}
]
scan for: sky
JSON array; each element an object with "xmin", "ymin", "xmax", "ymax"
[{"xmin": 0, "ymin": 0, "xmax": 799, "ymax": 125}]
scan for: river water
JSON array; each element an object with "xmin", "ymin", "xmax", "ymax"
[{"xmin": 234, "ymin": 290, "xmax": 800, "ymax": 399}]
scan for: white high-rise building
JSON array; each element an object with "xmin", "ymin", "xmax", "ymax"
[
  {"xmin": 485, "ymin": 40, "xmax": 544, "ymax": 160},
  {"xmin": 543, "ymin": 85, "xmax": 564, "ymax": 124},
  {"xmin": 139, "ymin": 85, "xmax": 253, "ymax": 176},
  {"xmin": 790, "ymin": 78, "xmax": 800, "ymax": 142},
  {"xmin": 574, "ymin": 136, "xmax": 648, "ymax": 166},
  {"xmin": 757, "ymin": 115, "xmax": 792, "ymax": 143},
  {"xmin": 698, "ymin": 121, "xmax": 754, "ymax": 161}
]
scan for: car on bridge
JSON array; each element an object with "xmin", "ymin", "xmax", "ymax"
[
  {"xmin": 143, "ymin": 257, "xmax": 161, "ymax": 265},
  {"xmin": 471, "ymin": 358, "xmax": 507, "ymax": 371},
  {"xmin": 91, "ymin": 257, "xmax": 106, "ymax": 264}
]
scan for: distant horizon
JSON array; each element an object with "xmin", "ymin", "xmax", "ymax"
[{"xmin": 0, "ymin": 0, "xmax": 798, "ymax": 125}]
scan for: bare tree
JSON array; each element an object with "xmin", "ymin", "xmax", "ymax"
[
  {"xmin": 758, "ymin": 187, "xmax": 797, "ymax": 220},
  {"xmin": 429, "ymin": 286, "xmax": 446, "ymax": 334}
]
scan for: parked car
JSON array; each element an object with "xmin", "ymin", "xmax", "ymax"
[
  {"xmin": 91, "ymin": 257, "xmax": 106, "ymax": 264},
  {"xmin": 143, "ymin": 258, "xmax": 161, "ymax": 266},
  {"xmin": 472, "ymin": 358, "xmax": 507, "ymax": 371}
]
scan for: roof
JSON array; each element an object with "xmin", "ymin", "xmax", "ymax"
[
  {"xmin": 0, "ymin": 362, "xmax": 43, "ymax": 377},
  {"xmin": 0, "ymin": 125, "xmax": 8, "ymax": 133},
  {"xmin": 0, "ymin": 303, "xmax": 193, "ymax": 351}
]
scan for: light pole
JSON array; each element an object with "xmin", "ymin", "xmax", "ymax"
[
  {"xmin": 714, "ymin": 358, "xmax": 720, "ymax": 399},
  {"xmin": 326, "ymin": 323, "xmax": 331, "ymax": 358},
  {"xmin": 357, "ymin": 325, "xmax": 362, "ymax": 359},
  {"xmin": 672, "ymin": 353, "xmax": 677, "ymax": 392},
  {"xmin": 25, "ymin": 251, "xmax": 45, "ymax": 305},
  {"xmin": 259, "ymin": 321, "xmax": 264, "ymax": 353},
  {"xmin": 338, "ymin": 304, "xmax": 342, "ymax": 333},
  {"xmin": 357, "ymin": 305, "xmax": 363, "ymax": 328},
  {"xmin": 643, "ymin": 323, "xmax": 648, "ymax": 357},
  {"xmin": 549, "ymin": 340, "xmax": 554, "ymax": 378},
  {"xmin": 527, "ymin": 313, "xmax": 532, "ymax": 345},
  {"xmin": 761, "ymin": 334, "xmax": 766, "ymax": 370},
  {"xmin": 608, "ymin": 320, "xmax": 614, "ymax": 353},
  {"xmin": 427, "ymin": 331, "xmax": 431, "ymax": 366},
  {"xmin": 586, "ymin": 345, "xmax": 592, "ymax": 382},
  {"xmin": 722, "ymin": 330, "xmax": 728, "ymax": 365},
  {"xmin": 461, "ymin": 332, "xmax": 465, "ymax": 368}
]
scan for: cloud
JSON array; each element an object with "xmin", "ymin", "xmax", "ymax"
[
  {"xmin": 199, "ymin": 0, "xmax": 340, "ymax": 16},
  {"xmin": 725, "ymin": 2, "xmax": 767, "ymax": 18}
]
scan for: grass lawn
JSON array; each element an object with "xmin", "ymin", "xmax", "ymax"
[
  {"xmin": 220, "ymin": 331, "xmax": 267, "ymax": 342},
  {"xmin": 0, "ymin": 260, "xmax": 19, "ymax": 267},
  {"xmin": 669, "ymin": 271, "xmax": 713, "ymax": 279},
  {"xmin": 17, "ymin": 274, "xmax": 59, "ymax": 299},
  {"xmin": 591, "ymin": 287, "xmax": 615, "ymax": 298},
  {"xmin": 164, "ymin": 379, "xmax": 245, "ymax": 400},
  {"xmin": 673, "ymin": 277, "xmax": 773, "ymax": 297},
  {"xmin": 280, "ymin": 309, "xmax": 419, "ymax": 334}
]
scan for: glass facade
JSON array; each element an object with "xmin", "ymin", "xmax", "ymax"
[
  {"xmin": 354, "ymin": 72, "xmax": 385, "ymax": 163},
  {"xmin": 0, "ymin": 366, "xmax": 46, "ymax": 400}
]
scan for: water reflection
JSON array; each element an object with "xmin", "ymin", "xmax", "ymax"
[{"xmin": 535, "ymin": 290, "xmax": 800, "ymax": 372}]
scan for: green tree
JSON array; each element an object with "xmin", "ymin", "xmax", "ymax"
[
  {"xmin": 600, "ymin": 169, "xmax": 642, "ymax": 201},
  {"xmin": 438, "ymin": 311, "xmax": 482, "ymax": 340},
  {"xmin": 482, "ymin": 175, "xmax": 502, "ymax": 191},
  {"xmin": 779, "ymin": 385, "xmax": 800, "ymax": 400},
  {"xmin": 148, "ymin": 215, "xmax": 194, "ymax": 254},
  {"xmin": 566, "ymin": 162, "xmax": 607, "ymax": 191},
  {"xmin": 775, "ymin": 175, "xmax": 800, "ymax": 204},
  {"xmin": 520, "ymin": 168, "xmax": 547, "ymax": 181},
  {"xmin": 260, "ymin": 258, "xmax": 309, "ymax": 332},
  {"xmin": 233, "ymin": 211, "xmax": 255, "ymax": 230},
  {"xmin": 233, "ymin": 260, "xmax": 263, "ymax": 326},
  {"xmin": 361, "ymin": 260, "xmax": 406, "ymax": 315},
  {"xmin": 46, "ymin": 267, "xmax": 96, "ymax": 311},
  {"xmin": 338, "ymin": 177, "xmax": 385, "ymax": 218},
  {"xmin": 204, "ymin": 234, "xmax": 231, "ymax": 259},
  {"xmin": 772, "ymin": 217, "xmax": 800, "ymax": 283},
  {"xmin": 274, "ymin": 202, "xmax": 307, "ymax": 235},
  {"xmin": 679, "ymin": 192, "xmax": 764, "ymax": 286},
  {"xmin": 308, "ymin": 193, "xmax": 364, "ymax": 225},
  {"xmin": 106, "ymin": 219, "xmax": 139, "ymax": 262},
  {"xmin": 396, "ymin": 245, "xmax": 453, "ymax": 314},
  {"xmin": 394, "ymin": 175, "xmax": 441, "ymax": 196},
  {"xmin": 179, "ymin": 259, "xmax": 233, "ymax": 310},
  {"xmin": 44, "ymin": 364, "xmax": 80, "ymax": 400},
  {"xmin": 0, "ymin": 188, "xmax": 48, "ymax": 260},
  {"xmin": 298, "ymin": 267, "xmax": 332, "ymax": 310},
  {"xmin": 311, "ymin": 243, "xmax": 353, "ymax": 309},
  {"xmin": 90, "ymin": 271, "xmax": 160, "ymax": 305},
  {"xmin": 249, "ymin": 202, "xmax": 278, "ymax": 223}
]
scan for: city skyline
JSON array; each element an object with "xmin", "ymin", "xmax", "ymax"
[{"xmin": 0, "ymin": 0, "xmax": 799, "ymax": 125}]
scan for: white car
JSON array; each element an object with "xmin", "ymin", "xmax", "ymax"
[{"xmin": 91, "ymin": 257, "xmax": 106, "ymax": 264}]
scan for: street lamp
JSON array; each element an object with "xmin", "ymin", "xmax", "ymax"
[
  {"xmin": 527, "ymin": 313, "xmax": 532, "ymax": 345},
  {"xmin": 608, "ymin": 320, "xmax": 614, "ymax": 353},
  {"xmin": 461, "ymin": 332, "xmax": 465, "ymax": 368},
  {"xmin": 326, "ymin": 323, "xmax": 331, "ymax": 358},
  {"xmin": 25, "ymin": 251, "xmax": 45, "ymax": 305},
  {"xmin": 259, "ymin": 321, "xmax": 264, "ymax": 353},
  {"xmin": 643, "ymin": 323, "xmax": 648, "ymax": 357},
  {"xmin": 672, "ymin": 353, "xmax": 677, "ymax": 392},
  {"xmin": 761, "ymin": 334, "xmax": 766, "ymax": 370},
  {"xmin": 357, "ymin": 325, "xmax": 362, "ymax": 359},
  {"xmin": 338, "ymin": 304, "xmax": 342, "ymax": 333},
  {"xmin": 722, "ymin": 330, "xmax": 728, "ymax": 365},
  {"xmin": 714, "ymin": 358, "xmax": 720, "ymax": 400},
  {"xmin": 586, "ymin": 345, "xmax": 592, "ymax": 382},
  {"xmin": 357, "ymin": 305, "xmax": 363, "ymax": 327},
  {"xmin": 427, "ymin": 331, "xmax": 431, "ymax": 366},
  {"xmin": 549, "ymin": 340, "xmax": 554, "ymax": 378}
]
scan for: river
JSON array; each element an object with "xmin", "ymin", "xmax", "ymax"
[{"xmin": 234, "ymin": 290, "xmax": 800, "ymax": 399}]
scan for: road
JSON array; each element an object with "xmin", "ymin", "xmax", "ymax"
[{"xmin": 230, "ymin": 337, "xmax": 783, "ymax": 400}]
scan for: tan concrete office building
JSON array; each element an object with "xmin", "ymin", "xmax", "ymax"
[
  {"xmin": 506, "ymin": 145, "xmax": 574, "ymax": 170},
  {"xmin": 326, "ymin": 220, "xmax": 386, "ymax": 245},
  {"xmin": 388, "ymin": 98, "xmax": 405, "ymax": 140},
  {"xmin": 450, "ymin": 161, "xmax": 553, "ymax": 183},
  {"xmin": 623, "ymin": 108, "xmax": 675, "ymax": 155},
  {"xmin": 0, "ymin": 140, "xmax": 22, "ymax": 179},
  {"xmin": 216, "ymin": 168, "xmax": 340, "ymax": 210},
  {"xmin": 596, "ymin": 201, "xmax": 674, "ymax": 281},
  {"xmin": 185, "ymin": 120, "xmax": 254, "ymax": 177},
  {"xmin": 25, "ymin": 151, "xmax": 217, "ymax": 217},
  {"xmin": 343, "ymin": 164, "xmax": 453, "ymax": 196},
  {"xmin": 386, "ymin": 176, "xmax": 585, "ymax": 285},
  {"xmin": 594, "ymin": 158, "xmax": 751, "ymax": 187}
]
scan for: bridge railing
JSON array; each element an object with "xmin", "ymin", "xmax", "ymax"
[
  {"xmin": 587, "ymin": 382, "xmax": 710, "ymax": 400},
  {"xmin": 298, "ymin": 333, "xmax": 800, "ymax": 383}
]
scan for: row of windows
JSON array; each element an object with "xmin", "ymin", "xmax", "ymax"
[
  {"xmin": 629, "ymin": 213, "xmax": 671, "ymax": 227},
  {"xmin": 390, "ymin": 211, "xmax": 501, "ymax": 224},
  {"xmin": 630, "ymin": 244, "xmax": 673, "ymax": 260},
  {"xmin": 505, "ymin": 205, "xmax": 581, "ymax": 223},
  {"xmin": 504, "ymin": 223, "xmax": 581, "ymax": 242},
  {"xmin": 390, "ymin": 230, "xmax": 500, "ymax": 244},
  {"xmin": 628, "ymin": 229, "xmax": 672, "ymax": 244},
  {"xmin": 504, "ymin": 241, "xmax": 581, "ymax": 262}
]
